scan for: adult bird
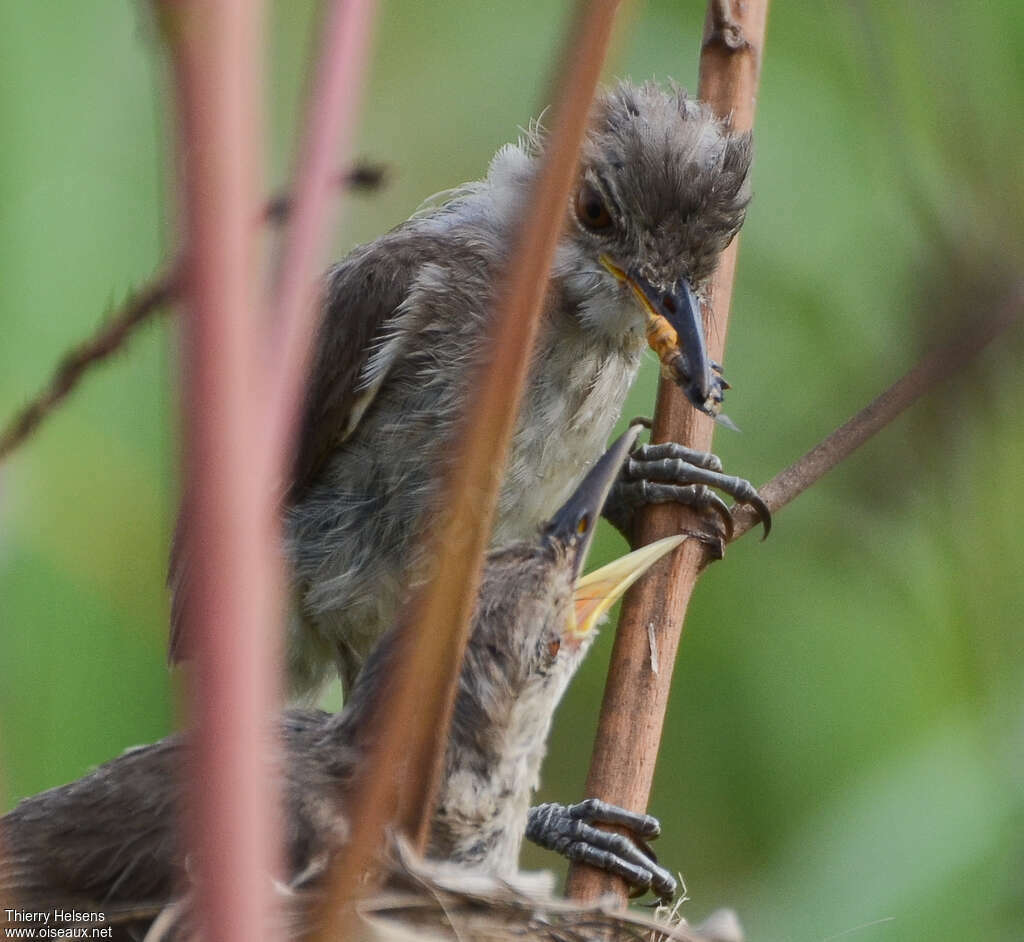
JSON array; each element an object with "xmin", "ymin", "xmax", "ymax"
[
  {"xmin": 3, "ymin": 433, "xmax": 683, "ymax": 940},
  {"xmin": 169, "ymin": 79, "xmax": 770, "ymax": 698}
]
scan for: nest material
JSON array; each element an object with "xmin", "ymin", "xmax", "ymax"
[
  {"xmin": 44, "ymin": 842, "xmax": 743, "ymax": 942},
  {"xmin": 357, "ymin": 892, "xmax": 743, "ymax": 942},
  {"xmin": 352, "ymin": 846, "xmax": 743, "ymax": 942}
]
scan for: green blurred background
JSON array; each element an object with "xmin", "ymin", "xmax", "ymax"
[{"xmin": 1, "ymin": 1, "xmax": 1021, "ymax": 938}]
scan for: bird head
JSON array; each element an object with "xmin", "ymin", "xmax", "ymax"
[
  {"xmin": 562, "ymin": 81, "xmax": 752, "ymax": 418},
  {"xmin": 544, "ymin": 427, "xmax": 686, "ymax": 653},
  {"xmin": 468, "ymin": 428, "xmax": 684, "ymax": 707}
]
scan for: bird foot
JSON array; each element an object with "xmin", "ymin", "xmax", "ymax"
[
  {"xmin": 526, "ymin": 799, "xmax": 677, "ymax": 902},
  {"xmin": 603, "ymin": 439, "xmax": 771, "ymax": 544}
]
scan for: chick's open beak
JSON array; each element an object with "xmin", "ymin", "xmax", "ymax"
[
  {"xmin": 600, "ymin": 255, "xmax": 714, "ymax": 411},
  {"xmin": 546, "ymin": 426, "xmax": 641, "ymax": 581},
  {"xmin": 571, "ymin": 534, "xmax": 687, "ymax": 639}
]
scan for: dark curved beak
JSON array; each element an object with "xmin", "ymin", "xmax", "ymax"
[
  {"xmin": 546, "ymin": 426, "xmax": 640, "ymax": 579},
  {"xmin": 630, "ymin": 272, "xmax": 713, "ymax": 408}
]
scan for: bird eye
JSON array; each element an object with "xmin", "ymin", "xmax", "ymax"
[
  {"xmin": 547, "ymin": 638, "xmax": 561, "ymax": 658},
  {"xmin": 575, "ymin": 184, "xmax": 612, "ymax": 230},
  {"xmin": 576, "ymin": 513, "xmax": 590, "ymax": 536}
]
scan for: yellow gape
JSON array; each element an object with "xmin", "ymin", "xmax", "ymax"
[{"xmin": 570, "ymin": 534, "xmax": 687, "ymax": 639}]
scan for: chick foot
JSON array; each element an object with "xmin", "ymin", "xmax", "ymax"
[{"xmin": 526, "ymin": 798, "xmax": 677, "ymax": 902}]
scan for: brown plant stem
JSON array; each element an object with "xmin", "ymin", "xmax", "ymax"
[
  {"xmin": 0, "ymin": 270, "xmax": 178, "ymax": 464},
  {"xmin": 731, "ymin": 282, "xmax": 1024, "ymax": 540},
  {"xmin": 159, "ymin": 2, "xmax": 275, "ymax": 941},
  {"xmin": 566, "ymin": 0, "xmax": 770, "ymax": 904},
  {"xmin": 0, "ymin": 165, "xmax": 386, "ymax": 469},
  {"xmin": 313, "ymin": 2, "xmax": 624, "ymax": 936}
]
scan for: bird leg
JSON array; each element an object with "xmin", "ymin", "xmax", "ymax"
[
  {"xmin": 526, "ymin": 799, "xmax": 677, "ymax": 902},
  {"xmin": 603, "ymin": 439, "xmax": 771, "ymax": 544}
]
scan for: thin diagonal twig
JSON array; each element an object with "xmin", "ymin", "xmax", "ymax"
[
  {"xmin": 731, "ymin": 281, "xmax": 1024, "ymax": 539},
  {"xmin": 0, "ymin": 164, "xmax": 386, "ymax": 468},
  {"xmin": 0, "ymin": 270, "xmax": 177, "ymax": 463}
]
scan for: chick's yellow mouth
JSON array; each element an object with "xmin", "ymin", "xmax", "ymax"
[{"xmin": 569, "ymin": 534, "xmax": 687, "ymax": 639}]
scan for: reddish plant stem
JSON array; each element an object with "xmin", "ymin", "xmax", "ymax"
[
  {"xmin": 165, "ymin": 2, "xmax": 377, "ymax": 938},
  {"xmin": 159, "ymin": 2, "xmax": 276, "ymax": 940},
  {"xmin": 566, "ymin": 0, "xmax": 771, "ymax": 904},
  {"xmin": 260, "ymin": 0, "xmax": 378, "ymax": 495},
  {"xmin": 313, "ymin": 2, "xmax": 624, "ymax": 936}
]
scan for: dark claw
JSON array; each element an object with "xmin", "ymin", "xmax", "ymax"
[
  {"xmin": 709, "ymin": 361, "xmax": 731, "ymax": 391},
  {"xmin": 748, "ymin": 494, "xmax": 772, "ymax": 540},
  {"xmin": 526, "ymin": 800, "xmax": 678, "ymax": 902},
  {"xmin": 666, "ymin": 351, "xmax": 729, "ymax": 419},
  {"xmin": 697, "ymin": 487, "xmax": 735, "ymax": 541}
]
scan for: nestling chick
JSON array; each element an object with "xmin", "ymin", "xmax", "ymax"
[{"xmin": 4, "ymin": 432, "xmax": 682, "ymax": 939}]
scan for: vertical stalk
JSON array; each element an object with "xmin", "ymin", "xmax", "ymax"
[
  {"xmin": 313, "ymin": 2, "xmax": 624, "ymax": 937},
  {"xmin": 159, "ymin": 2, "xmax": 274, "ymax": 939},
  {"xmin": 164, "ymin": 0, "xmax": 376, "ymax": 936},
  {"xmin": 566, "ymin": 0, "xmax": 771, "ymax": 904},
  {"xmin": 261, "ymin": 0, "xmax": 377, "ymax": 486}
]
